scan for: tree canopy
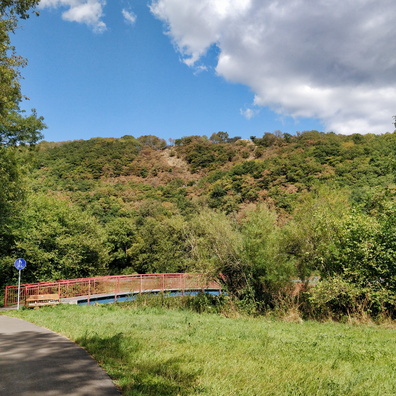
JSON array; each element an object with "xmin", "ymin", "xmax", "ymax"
[
  {"xmin": 0, "ymin": 0, "xmax": 45, "ymax": 284},
  {"xmin": 0, "ymin": 0, "xmax": 44, "ymax": 144}
]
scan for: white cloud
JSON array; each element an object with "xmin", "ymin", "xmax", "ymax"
[
  {"xmin": 122, "ymin": 9, "xmax": 137, "ymax": 25},
  {"xmin": 39, "ymin": 0, "xmax": 106, "ymax": 33},
  {"xmin": 150, "ymin": 0, "xmax": 396, "ymax": 134},
  {"xmin": 240, "ymin": 107, "xmax": 258, "ymax": 120}
]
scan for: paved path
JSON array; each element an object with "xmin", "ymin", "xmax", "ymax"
[{"xmin": 0, "ymin": 315, "xmax": 120, "ymax": 396}]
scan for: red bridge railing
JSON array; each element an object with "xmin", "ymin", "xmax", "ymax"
[{"xmin": 4, "ymin": 273, "xmax": 222, "ymax": 306}]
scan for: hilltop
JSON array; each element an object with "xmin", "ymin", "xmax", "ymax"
[{"xmin": 32, "ymin": 131, "xmax": 396, "ymax": 212}]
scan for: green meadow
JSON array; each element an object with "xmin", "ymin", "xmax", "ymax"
[{"xmin": 5, "ymin": 302, "xmax": 396, "ymax": 396}]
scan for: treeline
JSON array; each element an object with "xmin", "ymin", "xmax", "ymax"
[{"xmin": 1, "ymin": 130, "xmax": 396, "ymax": 319}]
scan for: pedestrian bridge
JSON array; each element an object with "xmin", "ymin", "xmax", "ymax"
[{"xmin": 4, "ymin": 273, "xmax": 222, "ymax": 307}]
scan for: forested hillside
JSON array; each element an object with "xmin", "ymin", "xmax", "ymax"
[{"xmin": 2, "ymin": 130, "xmax": 396, "ymax": 318}]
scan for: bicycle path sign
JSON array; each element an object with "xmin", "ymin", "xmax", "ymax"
[{"xmin": 14, "ymin": 258, "xmax": 27, "ymax": 270}]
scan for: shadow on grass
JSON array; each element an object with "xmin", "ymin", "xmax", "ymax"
[{"xmin": 76, "ymin": 332, "xmax": 204, "ymax": 395}]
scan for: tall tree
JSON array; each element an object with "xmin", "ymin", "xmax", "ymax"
[
  {"xmin": 9, "ymin": 194, "xmax": 109, "ymax": 284},
  {"xmin": 0, "ymin": 0, "xmax": 45, "ymax": 285},
  {"xmin": 0, "ymin": 0, "xmax": 44, "ymax": 142}
]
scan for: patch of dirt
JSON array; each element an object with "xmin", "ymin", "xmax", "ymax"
[{"xmin": 161, "ymin": 149, "xmax": 190, "ymax": 172}]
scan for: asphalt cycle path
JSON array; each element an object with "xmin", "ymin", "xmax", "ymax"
[{"xmin": 0, "ymin": 315, "xmax": 120, "ymax": 396}]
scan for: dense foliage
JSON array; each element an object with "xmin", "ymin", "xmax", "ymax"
[
  {"xmin": 2, "ymin": 128, "xmax": 396, "ymax": 319},
  {"xmin": 0, "ymin": 0, "xmax": 45, "ymax": 288}
]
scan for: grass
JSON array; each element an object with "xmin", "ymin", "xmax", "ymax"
[{"xmin": 3, "ymin": 300, "xmax": 396, "ymax": 395}]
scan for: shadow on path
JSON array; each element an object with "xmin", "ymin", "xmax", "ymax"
[{"xmin": 0, "ymin": 316, "xmax": 120, "ymax": 396}]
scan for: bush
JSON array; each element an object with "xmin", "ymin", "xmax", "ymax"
[
  {"xmin": 187, "ymin": 292, "xmax": 230, "ymax": 314},
  {"xmin": 307, "ymin": 276, "xmax": 396, "ymax": 320}
]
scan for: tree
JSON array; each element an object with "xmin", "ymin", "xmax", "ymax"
[
  {"xmin": 10, "ymin": 194, "xmax": 109, "ymax": 283},
  {"xmin": 137, "ymin": 135, "xmax": 167, "ymax": 150},
  {"xmin": 256, "ymin": 132, "xmax": 279, "ymax": 147},
  {"xmin": 0, "ymin": 0, "xmax": 42, "ymax": 127},
  {"xmin": 185, "ymin": 209, "xmax": 242, "ymax": 276},
  {"xmin": 0, "ymin": 1, "xmax": 44, "ymax": 146},
  {"xmin": 282, "ymin": 187, "xmax": 350, "ymax": 280},
  {"xmin": 0, "ymin": 1, "xmax": 46, "ymax": 287},
  {"xmin": 0, "ymin": 1, "xmax": 40, "ymax": 19},
  {"xmin": 238, "ymin": 205, "xmax": 294, "ymax": 308},
  {"xmin": 0, "ymin": 0, "xmax": 46, "ymax": 163},
  {"xmin": 128, "ymin": 215, "xmax": 189, "ymax": 274},
  {"xmin": 307, "ymin": 209, "xmax": 393, "ymax": 318},
  {"xmin": 105, "ymin": 217, "xmax": 136, "ymax": 274},
  {"xmin": 209, "ymin": 131, "xmax": 229, "ymax": 143}
]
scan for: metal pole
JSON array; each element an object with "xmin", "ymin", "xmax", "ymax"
[
  {"xmin": 17, "ymin": 269, "xmax": 21, "ymax": 310},
  {"xmin": 88, "ymin": 280, "xmax": 91, "ymax": 305}
]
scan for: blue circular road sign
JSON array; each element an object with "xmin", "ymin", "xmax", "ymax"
[{"xmin": 14, "ymin": 258, "xmax": 26, "ymax": 270}]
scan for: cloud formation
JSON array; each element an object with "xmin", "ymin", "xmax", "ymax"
[
  {"xmin": 122, "ymin": 9, "xmax": 137, "ymax": 25},
  {"xmin": 150, "ymin": 0, "xmax": 396, "ymax": 134},
  {"xmin": 240, "ymin": 107, "xmax": 259, "ymax": 120},
  {"xmin": 39, "ymin": 0, "xmax": 106, "ymax": 33}
]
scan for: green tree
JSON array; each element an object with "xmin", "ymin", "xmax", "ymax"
[
  {"xmin": 282, "ymin": 187, "xmax": 350, "ymax": 281},
  {"xmin": 0, "ymin": 1, "xmax": 40, "ymax": 18},
  {"xmin": 137, "ymin": 135, "xmax": 166, "ymax": 150},
  {"xmin": 128, "ymin": 215, "xmax": 189, "ymax": 274},
  {"xmin": 238, "ymin": 205, "xmax": 294, "ymax": 308},
  {"xmin": 0, "ymin": 0, "xmax": 43, "ymax": 132},
  {"xmin": 315, "ymin": 207, "xmax": 396, "ymax": 316},
  {"xmin": 9, "ymin": 194, "xmax": 109, "ymax": 284},
  {"xmin": 185, "ymin": 209, "xmax": 242, "ymax": 276},
  {"xmin": 0, "ymin": 0, "xmax": 45, "ymax": 277},
  {"xmin": 209, "ymin": 131, "xmax": 229, "ymax": 143},
  {"xmin": 255, "ymin": 132, "xmax": 279, "ymax": 147},
  {"xmin": 186, "ymin": 206, "xmax": 295, "ymax": 311},
  {"xmin": 184, "ymin": 209, "xmax": 249, "ymax": 301},
  {"xmin": 105, "ymin": 217, "xmax": 136, "ymax": 274}
]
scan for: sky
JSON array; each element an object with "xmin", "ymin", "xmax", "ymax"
[{"xmin": 11, "ymin": 0, "xmax": 396, "ymax": 143}]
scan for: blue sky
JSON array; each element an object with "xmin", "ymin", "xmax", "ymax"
[{"xmin": 12, "ymin": 1, "xmax": 396, "ymax": 142}]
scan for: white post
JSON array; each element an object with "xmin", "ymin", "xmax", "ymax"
[{"xmin": 17, "ymin": 269, "xmax": 21, "ymax": 310}]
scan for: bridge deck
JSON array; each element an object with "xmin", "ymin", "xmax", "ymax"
[{"xmin": 62, "ymin": 288, "xmax": 222, "ymax": 305}]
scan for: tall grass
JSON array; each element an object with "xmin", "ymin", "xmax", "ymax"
[{"xmin": 5, "ymin": 301, "xmax": 396, "ymax": 396}]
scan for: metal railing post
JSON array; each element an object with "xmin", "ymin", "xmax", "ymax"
[
  {"xmin": 87, "ymin": 280, "xmax": 91, "ymax": 305},
  {"xmin": 24, "ymin": 285, "xmax": 28, "ymax": 306},
  {"xmin": 115, "ymin": 277, "xmax": 119, "ymax": 302}
]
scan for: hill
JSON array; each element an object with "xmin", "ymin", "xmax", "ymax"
[{"xmin": 2, "ymin": 130, "xmax": 396, "ymax": 319}]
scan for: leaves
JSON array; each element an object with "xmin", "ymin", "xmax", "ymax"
[{"xmin": 15, "ymin": 194, "xmax": 109, "ymax": 282}]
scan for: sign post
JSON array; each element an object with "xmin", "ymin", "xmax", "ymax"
[{"xmin": 14, "ymin": 258, "xmax": 26, "ymax": 310}]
